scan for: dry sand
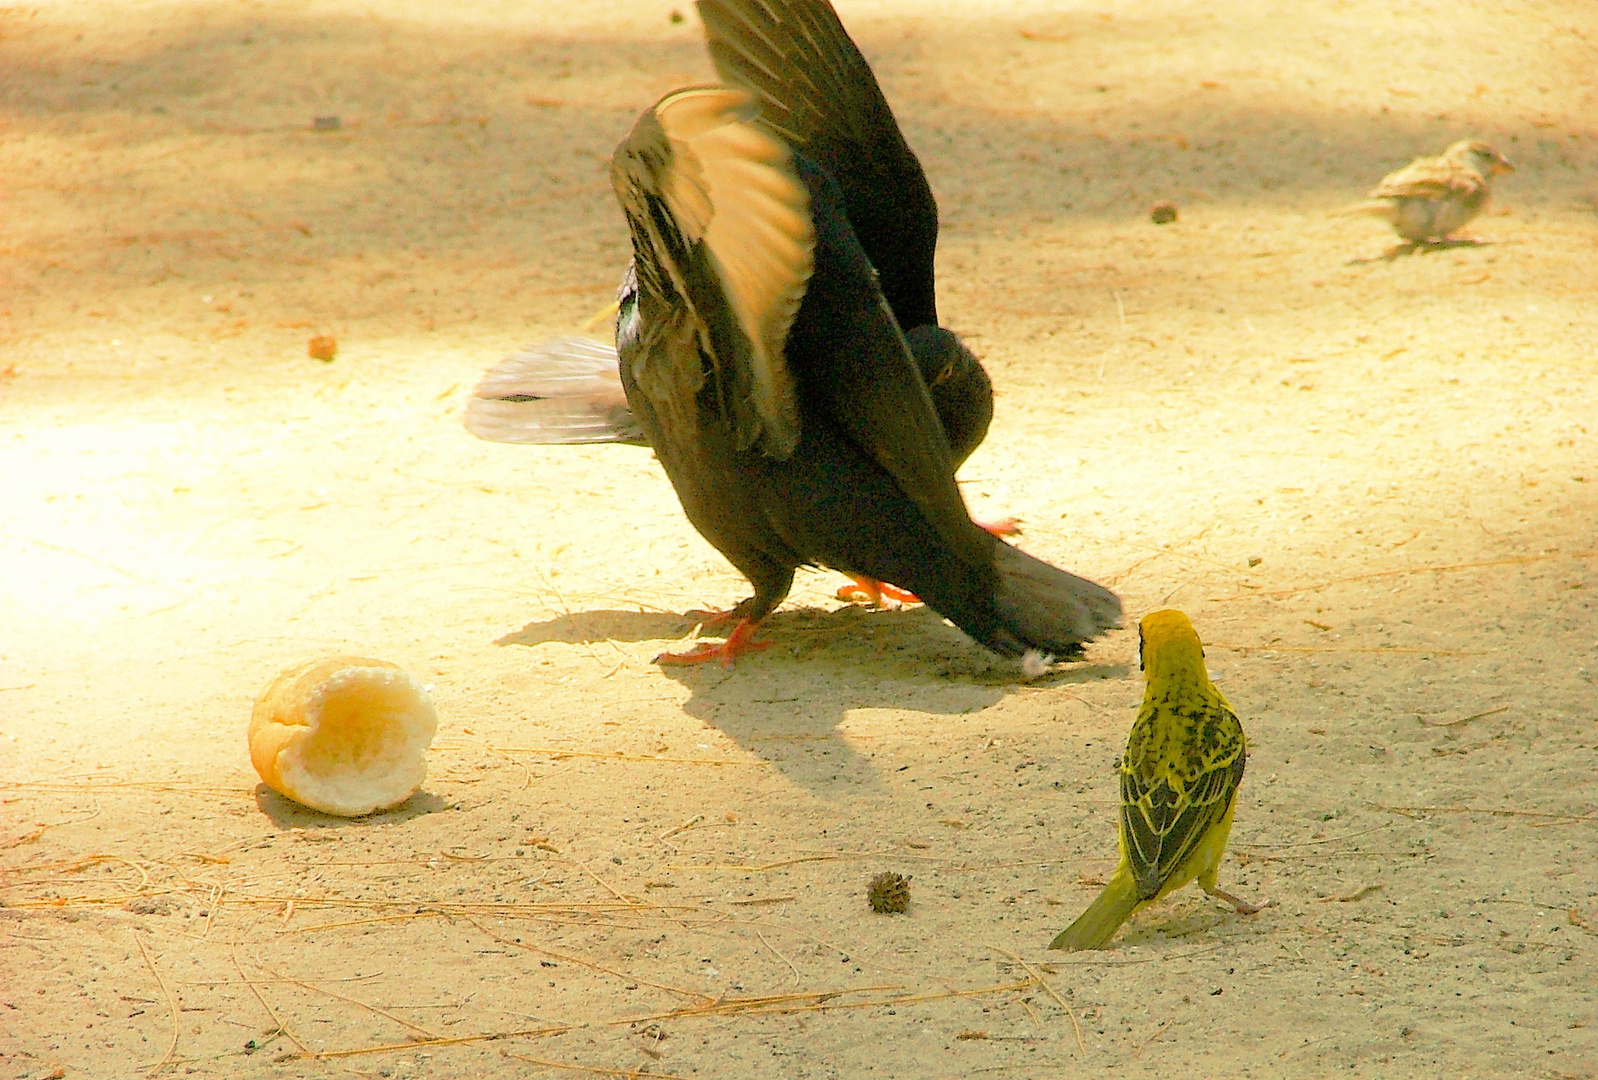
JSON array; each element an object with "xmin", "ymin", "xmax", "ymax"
[{"xmin": 3, "ymin": 1, "xmax": 1596, "ymax": 1076}]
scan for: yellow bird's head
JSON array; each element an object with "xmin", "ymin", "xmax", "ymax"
[{"xmin": 1137, "ymin": 609, "xmax": 1209, "ymax": 681}]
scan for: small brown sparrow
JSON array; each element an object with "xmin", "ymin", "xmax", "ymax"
[{"xmin": 1337, "ymin": 139, "xmax": 1514, "ymax": 243}]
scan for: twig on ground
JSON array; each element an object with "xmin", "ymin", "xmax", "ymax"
[
  {"xmin": 755, "ymin": 929, "xmax": 803, "ymax": 987},
  {"xmin": 658, "ymin": 814, "xmax": 704, "ymax": 840},
  {"xmin": 574, "ymin": 859, "xmax": 637, "ymax": 903},
  {"xmin": 615, "ymin": 984, "xmax": 906, "ymax": 1024},
  {"xmin": 254, "ymin": 956, "xmax": 441, "ymax": 1041},
  {"xmin": 134, "ymin": 932, "xmax": 181, "ymax": 1077},
  {"xmin": 231, "ymin": 941, "xmax": 308, "ymax": 1056},
  {"xmin": 503, "ymin": 1052, "xmax": 687, "ymax": 1079},
  {"xmin": 1209, "ymin": 644, "xmax": 1483, "ymax": 655},
  {"xmin": 1132, "ymin": 1019, "xmax": 1169, "ymax": 1059},
  {"xmin": 992, "ymin": 946, "xmax": 1086, "ymax": 1054},
  {"xmin": 1376, "ymin": 804, "xmax": 1597, "ymax": 823},
  {"xmin": 488, "ymin": 747, "xmax": 762, "ymax": 766},
  {"xmin": 307, "ymin": 1025, "xmax": 569, "ymax": 1060},
  {"xmin": 1418, "ymin": 704, "xmax": 1510, "ymax": 727},
  {"xmin": 281, "ymin": 911, "xmax": 446, "ymax": 935},
  {"xmin": 458, "ymin": 913, "xmax": 706, "ymax": 1000}
]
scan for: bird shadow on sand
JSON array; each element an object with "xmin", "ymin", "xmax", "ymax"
[
  {"xmin": 649, "ymin": 603, "xmax": 1127, "ymax": 792},
  {"xmin": 496, "ymin": 609, "xmax": 695, "ymax": 649},
  {"xmin": 1346, "ymin": 237, "xmax": 1491, "ymax": 264},
  {"xmin": 498, "ymin": 601, "xmax": 1127, "ymax": 792}
]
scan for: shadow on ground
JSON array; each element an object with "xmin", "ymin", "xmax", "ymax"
[{"xmin": 252, "ymin": 784, "xmax": 453, "ymax": 829}]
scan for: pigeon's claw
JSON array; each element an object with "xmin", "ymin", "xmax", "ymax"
[
  {"xmin": 835, "ymin": 576, "xmax": 920, "ymax": 606},
  {"xmin": 977, "ymin": 517, "xmax": 1021, "ymax": 537},
  {"xmin": 655, "ymin": 618, "xmax": 772, "ymax": 668}
]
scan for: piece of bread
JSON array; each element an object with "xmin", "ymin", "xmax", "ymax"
[{"xmin": 248, "ymin": 657, "xmax": 437, "ymax": 816}]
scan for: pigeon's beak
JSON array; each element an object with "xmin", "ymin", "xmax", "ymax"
[{"xmin": 1494, "ymin": 154, "xmax": 1515, "ymax": 174}]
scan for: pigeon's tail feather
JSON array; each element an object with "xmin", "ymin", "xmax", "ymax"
[
  {"xmin": 988, "ymin": 541, "xmax": 1122, "ymax": 658},
  {"xmin": 465, "ymin": 337, "xmax": 646, "ymax": 445}
]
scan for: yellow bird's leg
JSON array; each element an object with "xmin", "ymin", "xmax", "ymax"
[
  {"xmin": 1202, "ymin": 883, "xmax": 1269, "ymax": 915},
  {"xmin": 1196, "ymin": 864, "xmax": 1271, "ymax": 915}
]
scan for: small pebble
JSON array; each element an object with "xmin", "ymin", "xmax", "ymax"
[
  {"xmin": 308, "ymin": 334, "xmax": 337, "ymax": 361},
  {"xmin": 312, "ymin": 115, "xmax": 342, "ymax": 131},
  {"xmin": 1150, "ymin": 202, "xmax": 1178, "ymax": 225},
  {"xmin": 1247, "ymin": 555, "xmax": 1263, "ymax": 567}
]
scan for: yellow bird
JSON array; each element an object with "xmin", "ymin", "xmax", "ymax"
[{"xmin": 1050, "ymin": 609, "xmax": 1265, "ymax": 950}]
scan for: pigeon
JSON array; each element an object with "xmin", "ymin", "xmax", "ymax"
[
  {"xmin": 608, "ymin": 85, "xmax": 1119, "ymax": 666},
  {"xmin": 1336, "ymin": 139, "xmax": 1514, "ymax": 244}
]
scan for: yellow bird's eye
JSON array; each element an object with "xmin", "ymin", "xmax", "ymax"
[{"xmin": 932, "ymin": 362, "xmax": 955, "ymax": 386}]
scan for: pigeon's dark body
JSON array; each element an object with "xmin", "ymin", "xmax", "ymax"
[{"xmin": 615, "ymin": 156, "xmax": 990, "ymax": 635}]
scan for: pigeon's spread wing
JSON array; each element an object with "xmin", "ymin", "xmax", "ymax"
[
  {"xmin": 698, "ymin": 0, "xmax": 939, "ymax": 328},
  {"xmin": 612, "ymin": 86, "xmax": 815, "ymax": 459},
  {"xmin": 1119, "ymin": 700, "xmax": 1247, "ymax": 901},
  {"xmin": 1370, "ymin": 156, "xmax": 1486, "ymax": 202},
  {"xmin": 464, "ymin": 337, "xmax": 646, "ymax": 446}
]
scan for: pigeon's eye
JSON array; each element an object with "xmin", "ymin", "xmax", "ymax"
[{"xmin": 932, "ymin": 362, "xmax": 955, "ymax": 386}]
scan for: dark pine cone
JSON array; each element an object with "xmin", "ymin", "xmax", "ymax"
[{"xmin": 867, "ymin": 871, "xmax": 912, "ymax": 914}]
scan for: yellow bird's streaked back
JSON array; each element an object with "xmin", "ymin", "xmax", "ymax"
[{"xmin": 1050, "ymin": 609, "xmax": 1265, "ymax": 950}]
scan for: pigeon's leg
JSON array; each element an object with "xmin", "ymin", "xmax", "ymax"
[
  {"xmin": 835, "ymin": 519, "xmax": 1018, "ymax": 606},
  {"xmin": 654, "ymin": 618, "xmax": 773, "ymax": 668},
  {"xmin": 657, "ymin": 566, "xmax": 791, "ymax": 669}
]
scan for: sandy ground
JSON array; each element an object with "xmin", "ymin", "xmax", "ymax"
[{"xmin": 3, "ymin": 1, "xmax": 1597, "ymax": 1077}]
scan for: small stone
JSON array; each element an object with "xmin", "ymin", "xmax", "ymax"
[
  {"xmin": 669, "ymin": 8, "xmax": 685, "ymax": 23},
  {"xmin": 312, "ymin": 115, "xmax": 341, "ymax": 131},
  {"xmin": 1247, "ymin": 555, "xmax": 1263, "ymax": 567},
  {"xmin": 1150, "ymin": 201, "xmax": 1178, "ymax": 224},
  {"xmin": 308, "ymin": 335, "xmax": 337, "ymax": 361}
]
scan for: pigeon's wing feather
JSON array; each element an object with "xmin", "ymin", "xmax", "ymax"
[
  {"xmin": 611, "ymin": 87, "xmax": 814, "ymax": 459},
  {"xmin": 698, "ymin": 0, "xmax": 939, "ymax": 328}
]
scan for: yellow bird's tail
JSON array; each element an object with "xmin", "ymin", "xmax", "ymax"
[{"xmin": 1049, "ymin": 866, "xmax": 1141, "ymax": 951}]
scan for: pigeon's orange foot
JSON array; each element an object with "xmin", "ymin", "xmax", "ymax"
[
  {"xmin": 835, "ymin": 575, "xmax": 920, "ymax": 606},
  {"xmin": 655, "ymin": 618, "xmax": 772, "ymax": 668},
  {"xmin": 977, "ymin": 517, "xmax": 1021, "ymax": 537}
]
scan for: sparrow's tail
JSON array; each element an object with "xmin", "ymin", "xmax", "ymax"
[
  {"xmin": 1329, "ymin": 199, "xmax": 1397, "ymax": 222},
  {"xmin": 1050, "ymin": 864, "xmax": 1141, "ymax": 951},
  {"xmin": 464, "ymin": 337, "xmax": 645, "ymax": 445}
]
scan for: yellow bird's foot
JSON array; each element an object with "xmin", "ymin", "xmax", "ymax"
[{"xmin": 1205, "ymin": 885, "xmax": 1272, "ymax": 916}]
